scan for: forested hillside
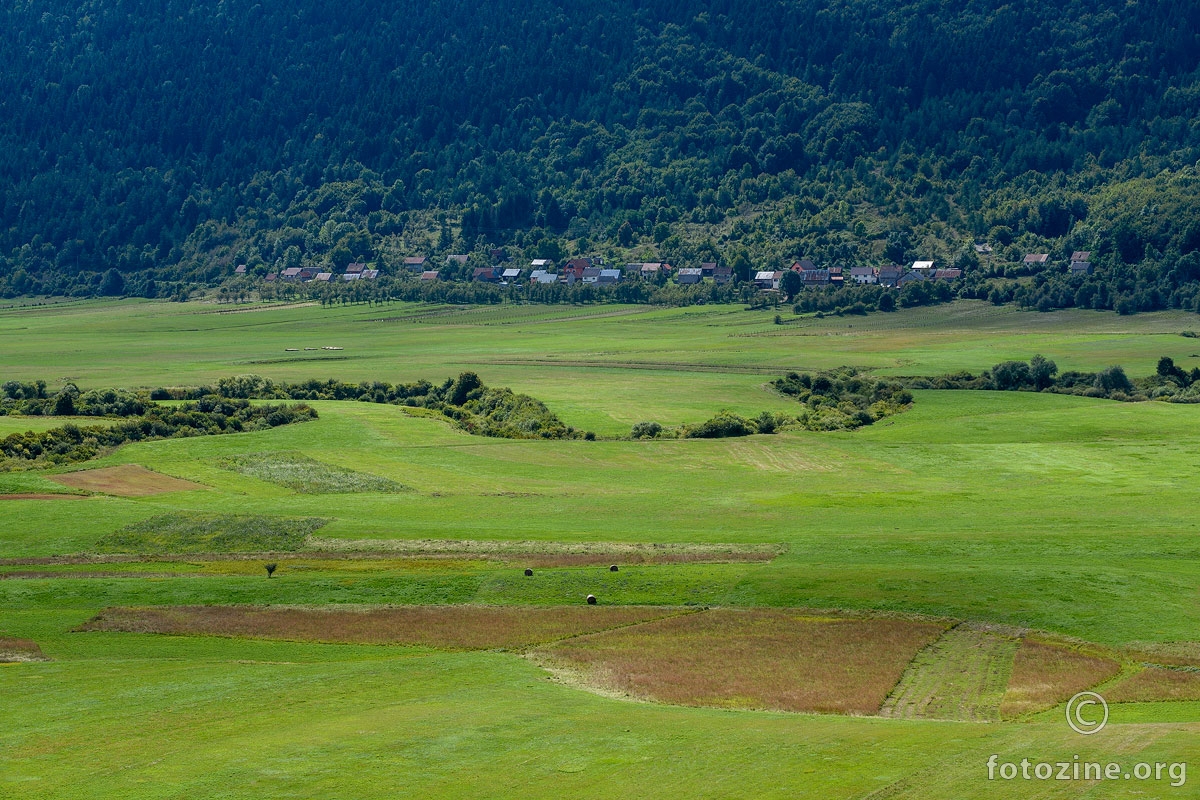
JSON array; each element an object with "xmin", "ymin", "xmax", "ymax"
[{"xmin": 2, "ymin": 0, "xmax": 1199, "ymax": 312}]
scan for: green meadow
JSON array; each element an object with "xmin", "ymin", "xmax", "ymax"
[{"xmin": 3, "ymin": 299, "xmax": 1200, "ymax": 798}]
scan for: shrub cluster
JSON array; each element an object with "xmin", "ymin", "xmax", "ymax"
[
  {"xmin": 772, "ymin": 368, "xmax": 913, "ymax": 430},
  {"xmin": 903, "ymin": 355, "xmax": 1200, "ymax": 402},
  {"xmin": 157, "ymin": 371, "xmax": 587, "ymax": 440},
  {"xmin": 0, "ymin": 398, "xmax": 316, "ymax": 468}
]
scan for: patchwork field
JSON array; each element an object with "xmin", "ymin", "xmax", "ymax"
[{"xmin": 3, "ymin": 298, "xmax": 1200, "ymax": 799}]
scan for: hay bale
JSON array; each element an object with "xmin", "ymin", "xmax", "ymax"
[
  {"xmin": 524, "ymin": 568, "xmax": 533, "ymax": 576},
  {"xmin": 586, "ymin": 594, "xmax": 597, "ymax": 605},
  {"xmin": 609, "ymin": 564, "xmax": 619, "ymax": 572}
]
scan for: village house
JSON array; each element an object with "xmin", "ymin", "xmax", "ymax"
[
  {"xmin": 712, "ymin": 264, "xmax": 733, "ymax": 284},
  {"xmin": 790, "ymin": 258, "xmax": 817, "ymax": 272},
  {"xmin": 897, "ymin": 270, "xmax": 926, "ymax": 286},
  {"xmin": 313, "ymin": 272, "xmax": 333, "ymax": 283},
  {"xmin": 501, "ymin": 267, "xmax": 523, "ymax": 283},
  {"xmin": 676, "ymin": 267, "xmax": 703, "ymax": 285},
  {"xmin": 801, "ymin": 268, "xmax": 830, "ymax": 288},
  {"xmin": 849, "ymin": 266, "xmax": 877, "ymax": 284},
  {"xmin": 1069, "ymin": 260, "xmax": 1092, "ymax": 275},
  {"xmin": 1071, "ymin": 251, "xmax": 1092, "ymax": 263},
  {"xmin": 345, "ymin": 262, "xmax": 366, "ymax": 275},
  {"xmin": 582, "ymin": 266, "xmax": 603, "ymax": 283},
  {"xmin": 562, "ymin": 257, "xmax": 592, "ymax": 281},
  {"xmin": 828, "ymin": 265, "xmax": 844, "ymax": 286},
  {"xmin": 931, "ymin": 268, "xmax": 962, "ymax": 280},
  {"xmin": 280, "ymin": 267, "xmax": 303, "ymax": 281},
  {"xmin": 1023, "ymin": 253, "xmax": 1049, "ymax": 267},
  {"xmin": 877, "ymin": 266, "xmax": 903, "ymax": 287},
  {"xmin": 234, "ymin": 264, "xmax": 247, "ymax": 275},
  {"xmin": 754, "ymin": 270, "xmax": 783, "ymax": 290},
  {"xmin": 447, "ymin": 254, "xmax": 469, "ymax": 266},
  {"xmin": 530, "ymin": 258, "xmax": 555, "ymax": 271},
  {"xmin": 264, "ymin": 272, "xmax": 277, "ymax": 282},
  {"xmin": 419, "ymin": 270, "xmax": 439, "ymax": 281},
  {"xmin": 639, "ymin": 262, "xmax": 671, "ymax": 279},
  {"xmin": 911, "ymin": 260, "xmax": 934, "ymax": 272},
  {"xmin": 404, "ymin": 256, "xmax": 427, "ymax": 272},
  {"xmin": 530, "ymin": 269, "xmax": 558, "ymax": 284},
  {"xmin": 597, "ymin": 268, "xmax": 621, "ymax": 284},
  {"xmin": 472, "ymin": 267, "xmax": 498, "ymax": 282},
  {"xmin": 700, "ymin": 262, "xmax": 717, "ymax": 278}
]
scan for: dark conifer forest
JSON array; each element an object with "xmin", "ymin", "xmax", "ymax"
[{"xmin": 2, "ymin": 0, "xmax": 1200, "ymax": 312}]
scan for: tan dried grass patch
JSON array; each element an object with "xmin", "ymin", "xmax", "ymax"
[
  {"xmin": 49, "ymin": 465, "xmax": 205, "ymax": 497},
  {"xmin": 536, "ymin": 608, "xmax": 947, "ymax": 715},
  {"xmin": 999, "ymin": 638, "xmax": 1121, "ymax": 719},
  {"xmin": 0, "ymin": 637, "xmax": 50, "ymax": 662},
  {"xmin": 76, "ymin": 605, "xmax": 679, "ymax": 650},
  {"xmin": 1107, "ymin": 667, "xmax": 1200, "ymax": 703}
]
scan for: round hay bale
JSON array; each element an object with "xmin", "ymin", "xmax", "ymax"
[
  {"xmin": 586, "ymin": 594, "xmax": 597, "ymax": 605},
  {"xmin": 609, "ymin": 564, "xmax": 619, "ymax": 572},
  {"xmin": 524, "ymin": 568, "xmax": 533, "ymax": 576}
]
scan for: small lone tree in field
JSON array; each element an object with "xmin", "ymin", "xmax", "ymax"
[{"xmin": 265, "ymin": 563, "xmax": 277, "ymax": 578}]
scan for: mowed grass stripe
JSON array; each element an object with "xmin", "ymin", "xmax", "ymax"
[{"xmin": 879, "ymin": 623, "xmax": 1021, "ymax": 722}]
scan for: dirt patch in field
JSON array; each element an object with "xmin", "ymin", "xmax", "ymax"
[
  {"xmin": 1107, "ymin": 667, "xmax": 1200, "ymax": 703},
  {"xmin": 0, "ymin": 637, "xmax": 50, "ymax": 662},
  {"xmin": 48, "ymin": 465, "xmax": 206, "ymax": 497},
  {"xmin": 999, "ymin": 638, "xmax": 1121, "ymax": 719},
  {"xmin": 535, "ymin": 608, "xmax": 948, "ymax": 715},
  {"xmin": 0, "ymin": 493, "xmax": 86, "ymax": 500},
  {"xmin": 77, "ymin": 605, "xmax": 682, "ymax": 650},
  {"xmin": 0, "ymin": 570, "xmax": 177, "ymax": 580}
]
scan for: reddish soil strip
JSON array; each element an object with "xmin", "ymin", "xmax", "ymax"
[
  {"xmin": 48, "ymin": 464, "xmax": 206, "ymax": 497},
  {"xmin": 0, "ymin": 493, "xmax": 86, "ymax": 500},
  {"xmin": 1107, "ymin": 667, "xmax": 1200, "ymax": 703},
  {"xmin": 999, "ymin": 638, "xmax": 1121, "ymax": 719},
  {"xmin": 77, "ymin": 605, "xmax": 681, "ymax": 650},
  {"xmin": 0, "ymin": 637, "xmax": 49, "ymax": 662},
  {"xmin": 537, "ymin": 608, "xmax": 947, "ymax": 715},
  {"xmin": 1, "ymin": 571, "xmax": 177, "ymax": 580}
]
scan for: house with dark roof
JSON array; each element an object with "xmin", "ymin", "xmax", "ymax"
[
  {"xmin": 932, "ymin": 268, "xmax": 962, "ymax": 280},
  {"xmin": 801, "ymin": 269, "xmax": 830, "ymax": 287},
  {"xmin": 1069, "ymin": 261, "xmax": 1092, "ymax": 275},
  {"xmin": 345, "ymin": 262, "xmax": 366, "ymax": 274},
  {"xmin": 700, "ymin": 262, "xmax": 718, "ymax": 278},
  {"xmin": 877, "ymin": 266, "xmax": 903, "ymax": 287},
  {"xmin": 472, "ymin": 267, "xmax": 498, "ymax": 282},
  {"xmin": 898, "ymin": 270, "xmax": 926, "ymax": 286},
  {"xmin": 404, "ymin": 257, "xmax": 427, "ymax": 272},
  {"xmin": 849, "ymin": 267, "xmax": 877, "ymax": 284},
  {"xmin": 280, "ymin": 267, "xmax": 303, "ymax": 281},
  {"xmin": 597, "ymin": 269, "xmax": 621, "ymax": 284},
  {"xmin": 712, "ymin": 264, "xmax": 733, "ymax": 284},
  {"xmin": 791, "ymin": 258, "xmax": 817, "ymax": 272},
  {"xmin": 1071, "ymin": 251, "xmax": 1092, "ymax": 263},
  {"xmin": 582, "ymin": 267, "xmax": 603, "ymax": 283}
]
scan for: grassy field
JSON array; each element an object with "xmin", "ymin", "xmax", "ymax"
[{"xmin": 3, "ymin": 298, "xmax": 1200, "ymax": 798}]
